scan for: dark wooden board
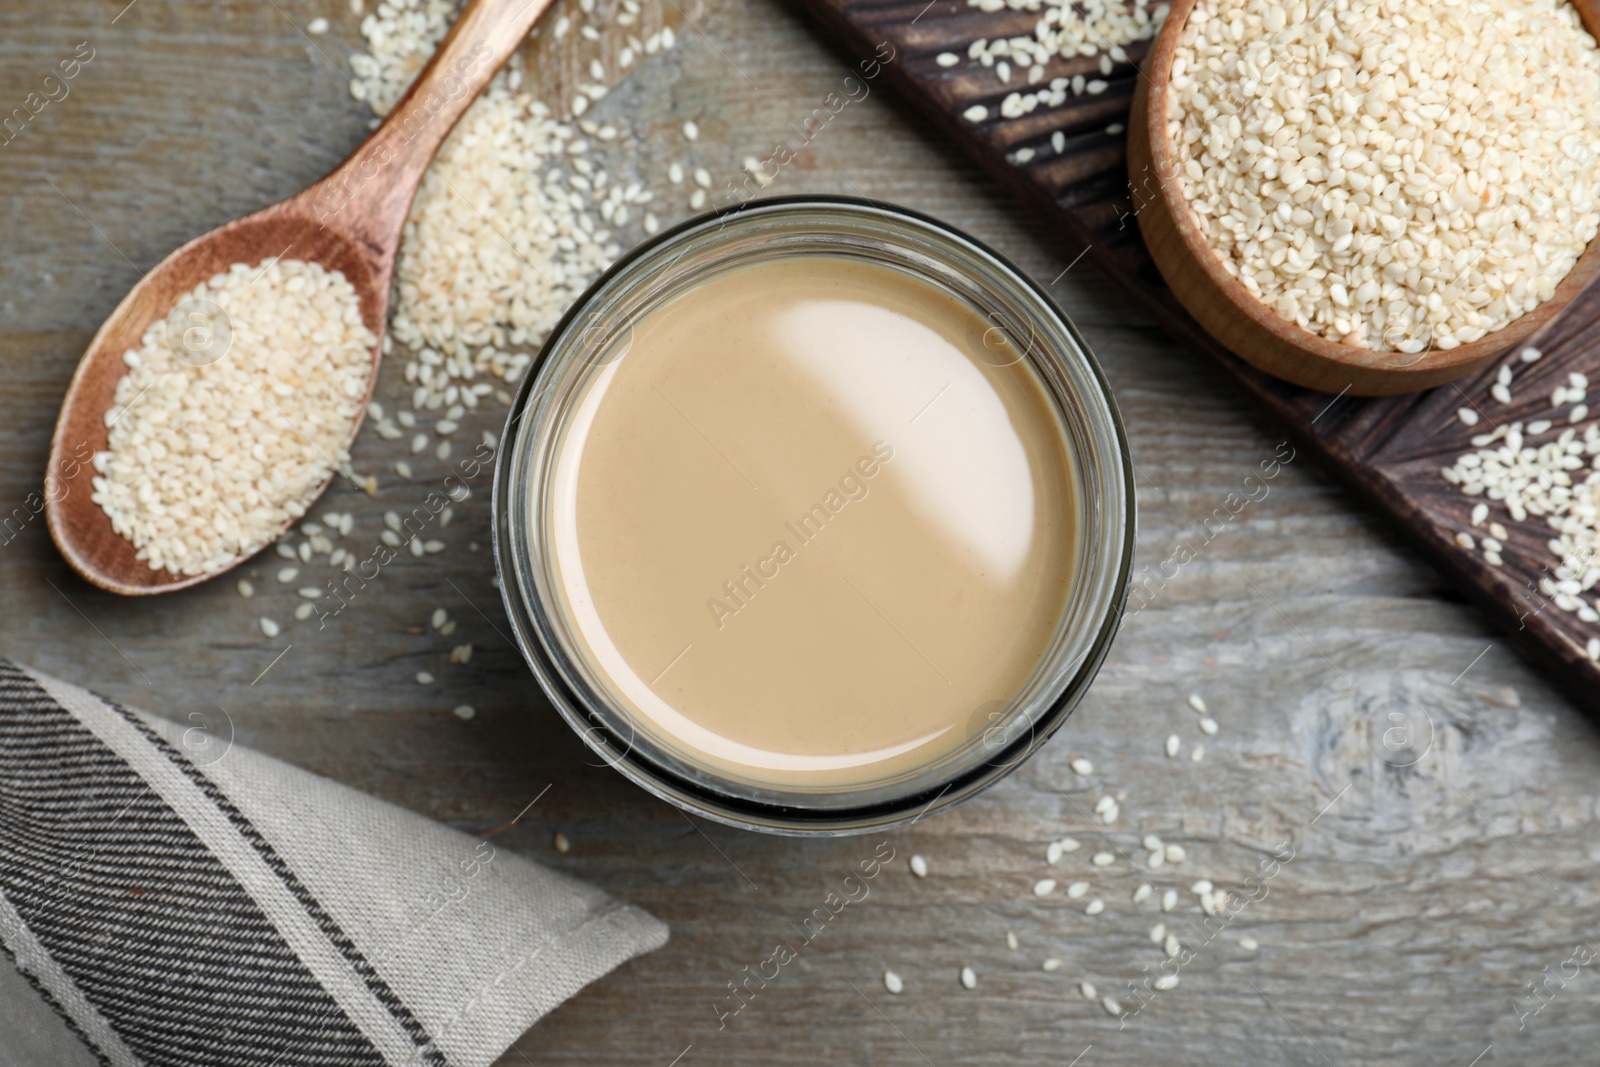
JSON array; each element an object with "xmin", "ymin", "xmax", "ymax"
[{"xmin": 789, "ymin": 0, "xmax": 1600, "ymax": 711}]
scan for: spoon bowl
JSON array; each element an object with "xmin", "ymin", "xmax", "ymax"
[{"xmin": 46, "ymin": 0, "xmax": 554, "ymax": 595}]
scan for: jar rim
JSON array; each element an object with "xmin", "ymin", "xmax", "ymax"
[{"xmin": 493, "ymin": 195, "xmax": 1136, "ymax": 835}]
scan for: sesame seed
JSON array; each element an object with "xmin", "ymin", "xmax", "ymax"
[
  {"xmin": 554, "ymin": 831, "xmax": 570, "ymax": 853},
  {"xmin": 294, "ymin": 602, "xmax": 315, "ymax": 621},
  {"xmin": 1079, "ymin": 981, "xmax": 1097, "ymax": 1001},
  {"xmin": 432, "ymin": 608, "xmax": 447, "ymax": 629},
  {"xmin": 1132, "ymin": 884, "xmax": 1152, "ymax": 904},
  {"xmin": 1190, "ymin": 744, "xmax": 1205, "ymax": 763},
  {"xmin": 1070, "ymin": 756, "xmax": 1094, "ymax": 775},
  {"xmin": 1149, "ymin": 923, "xmax": 1167, "ymax": 944},
  {"xmin": 1006, "ymin": 930, "xmax": 1019, "ymax": 950},
  {"xmin": 960, "ymin": 966, "xmax": 977, "ymax": 990},
  {"xmin": 884, "ymin": 970, "xmax": 903, "ymax": 994},
  {"xmin": 236, "ymin": 579, "xmax": 254, "ymax": 598},
  {"xmin": 1067, "ymin": 881, "xmax": 1089, "ymax": 898},
  {"xmin": 963, "ymin": 105, "xmax": 988, "ymax": 123},
  {"xmin": 453, "ymin": 704, "xmax": 476, "ymax": 720},
  {"xmin": 1154, "ymin": 974, "xmax": 1179, "ymax": 991},
  {"xmin": 1165, "ymin": 844, "xmax": 1186, "ymax": 863},
  {"xmin": 1458, "ymin": 408, "xmax": 1480, "ymax": 427},
  {"xmin": 1161, "ymin": 889, "xmax": 1178, "ymax": 912},
  {"xmin": 1165, "ymin": 734, "xmax": 1181, "ymax": 758},
  {"xmin": 937, "ymin": 52, "xmax": 960, "ymax": 67},
  {"xmin": 1085, "ymin": 899, "xmax": 1105, "ymax": 915},
  {"xmin": 1187, "ymin": 693, "xmax": 1207, "ymax": 714},
  {"xmin": 1190, "ymin": 879, "xmax": 1213, "ymax": 894},
  {"xmin": 1239, "ymin": 936, "xmax": 1259, "ymax": 951},
  {"xmin": 1033, "ymin": 878, "xmax": 1057, "ymax": 897},
  {"xmin": 910, "ymin": 854, "xmax": 928, "ymax": 877},
  {"xmin": 1199, "ymin": 717, "xmax": 1219, "ymax": 735},
  {"xmin": 307, "ymin": 17, "xmax": 329, "ymax": 34},
  {"xmin": 416, "ymin": 671, "xmax": 434, "ymax": 685},
  {"xmin": 1058, "ymin": 837, "xmax": 1080, "ymax": 853},
  {"xmin": 1165, "ymin": 933, "xmax": 1180, "ymax": 957},
  {"xmin": 1522, "ymin": 347, "xmax": 1544, "ymax": 363},
  {"xmin": 683, "ymin": 120, "xmax": 699, "ymax": 141},
  {"xmin": 259, "ymin": 617, "xmax": 280, "ymax": 637},
  {"xmin": 1142, "ymin": 834, "xmax": 1163, "ymax": 851},
  {"xmin": 1092, "ymin": 852, "xmax": 1114, "ymax": 867},
  {"xmin": 1047, "ymin": 841, "xmax": 1064, "ymax": 864},
  {"xmin": 1043, "ymin": 957, "xmax": 1062, "ymax": 971},
  {"xmin": 1100, "ymin": 995, "xmax": 1121, "ymax": 1015}
]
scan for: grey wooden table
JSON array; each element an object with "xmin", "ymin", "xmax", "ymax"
[{"xmin": 4, "ymin": 1, "xmax": 1600, "ymax": 1064}]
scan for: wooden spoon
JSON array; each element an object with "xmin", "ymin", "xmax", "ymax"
[{"xmin": 45, "ymin": 0, "xmax": 556, "ymax": 595}]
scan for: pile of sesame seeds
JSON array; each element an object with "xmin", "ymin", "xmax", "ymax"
[
  {"xmin": 1166, "ymin": 0, "xmax": 1600, "ymax": 352},
  {"xmin": 884, "ymin": 694, "xmax": 1255, "ymax": 1012},
  {"xmin": 348, "ymin": 0, "xmax": 675, "ymax": 414},
  {"xmin": 1444, "ymin": 346, "xmax": 1600, "ymax": 658},
  {"xmin": 91, "ymin": 259, "xmax": 374, "ymax": 577}
]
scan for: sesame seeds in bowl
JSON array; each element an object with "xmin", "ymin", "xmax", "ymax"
[{"xmin": 1128, "ymin": 0, "xmax": 1600, "ymax": 394}]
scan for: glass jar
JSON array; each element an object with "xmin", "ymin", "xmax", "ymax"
[{"xmin": 494, "ymin": 196, "xmax": 1134, "ymax": 835}]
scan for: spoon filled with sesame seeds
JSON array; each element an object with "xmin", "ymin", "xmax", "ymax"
[{"xmin": 45, "ymin": 0, "xmax": 558, "ymax": 595}]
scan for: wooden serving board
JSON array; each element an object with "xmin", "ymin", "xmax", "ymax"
[{"xmin": 792, "ymin": 0, "xmax": 1600, "ymax": 711}]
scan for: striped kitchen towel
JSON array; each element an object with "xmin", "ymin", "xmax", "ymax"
[{"xmin": 0, "ymin": 658, "xmax": 667, "ymax": 1067}]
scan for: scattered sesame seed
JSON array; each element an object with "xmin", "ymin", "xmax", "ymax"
[
  {"xmin": 1165, "ymin": 734, "xmax": 1181, "ymax": 758},
  {"xmin": 1085, "ymin": 899, "xmax": 1105, "ymax": 915},
  {"xmin": 910, "ymin": 854, "xmax": 928, "ymax": 878},
  {"xmin": 1042, "ymin": 957, "xmax": 1062, "ymax": 971},
  {"xmin": 1067, "ymin": 881, "xmax": 1089, "ymax": 898},
  {"xmin": 884, "ymin": 970, "xmax": 903, "ymax": 994},
  {"xmin": 1154, "ymin": 974, "xmax": 1179, "ymax": 991},
  {"xmin": 1101, "ymin": 995, "xmax": 1121, "ymax": 1015},
  {"xmin": 307, "ymin": 16, "xmax": 329, "ymax": 34},
  {"xmin": 1149, "ymin": 923, "xmax": 1167, "ymax": 945},
  {"xmin": 1521, "ymin": 347, "xmax": 1544, "ymax": 363},
  {"xmin": 1079, "ymin": 980, "xmax": 1097, "ymax": 1001},
  {"xmin": 1006, "ymin": 930, "xmax": 1019, "ymax": 950},
  {"xmin": 1458, "ymin": 408, "xmax": 1480, "ymax": 427},
  {"xmin": 1058, "ymin": 837, "xmax": 1081, "ymax": 853},
  {"xmin": 1239, "ymin": 936, "xmax": 1259, "ymax": 951},
  {"xmin": 1161, "ymin": 889, "xmax": 1178, "ymax": 912},
  {"xmin": 936, "ymin": 51, "xmax": 960, "ymax": 67},
  {"xmin": 963, "ymin": 104, "xmax": 988, "ymax": 123},
  {"xmin": 1190, "ymin": 744, "xmax": 1205, "ymax": 762},
  {"xmin": 1092, "ymin": 852, "xmax": 1114, "ymax": 867},
  {"xmin": 1047, "ymin": 841, "xmax": 1064, "ymax": 864},
  {"xmin": 1033, "ymin": 878, "xmax": 1057, "ymax": 897},
  {"xmin": 259, "ymin": 617, "xmax": 280, "ymax": 637},
  {"xmin": 277, "ymin": 566, "xmax": 298, "ymax": 584},
  {"xmin": 682, "ymin": 120, "xmax": 699, "ymax": 141},
  {"xmin": 1165, "ymin": 844, "xmax": 1186, "ymax": 863},
  {"xmin": 1199, "ymin": 716, "xmax": 1219, "ymax": 735},
  {"xmin": 1187, "ymin": 693, "xmax": 1207, "ymax": 714},
  {"xmin": 1165, "ymin": 933, "xmax": 1180, "ymax": 957},
  {"xmin": 1070, "ymin": 756, "xmax": 1094, "ymax": 775},
  {"xmin": 236, "ymin": 579, "xmax": 254, "ymax": 598},
  {"xmin": 453, "ymin": 704, "xmax": 476, "ymax": 720},
  {"xmin": 960, "ymin": 966, "xmax": 977, "ymax": 990},
  {"xmin": 416, "ymin": 671, "xmax": 435, "ymax": 685},
  {"xmin": 294, "ymin": 602, "xmax": 315, "ymax": 621},
  {"xmin": 554, "ymin": 831, "xmax": 570, "ymax": 853},
  {"xmin": 1132, "ymin": 884, "xmax": 1152, "ymax": 904}
]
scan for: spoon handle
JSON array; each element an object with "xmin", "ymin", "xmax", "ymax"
[{"xmin": 311, "ymin": 0, "xmax": 557, "ymax": 255}]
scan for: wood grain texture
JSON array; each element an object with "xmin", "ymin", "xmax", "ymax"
[
  {"xmin": 794, "ymin": 0, "xmax": 1600, "ymax": 713},
  {"xmin": 2, "ymin": 2, "xmax": 1600, "ymax": 1066}
]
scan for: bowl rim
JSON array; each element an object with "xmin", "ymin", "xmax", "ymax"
[{"xmin": 1136, "ymin": 0, "xmax": 1600, "ymax": 378}]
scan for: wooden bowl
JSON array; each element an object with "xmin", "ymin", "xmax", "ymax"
[{"xmin": 1127, "ymin": 0, "xmax": 1600, "ymax": 396}]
